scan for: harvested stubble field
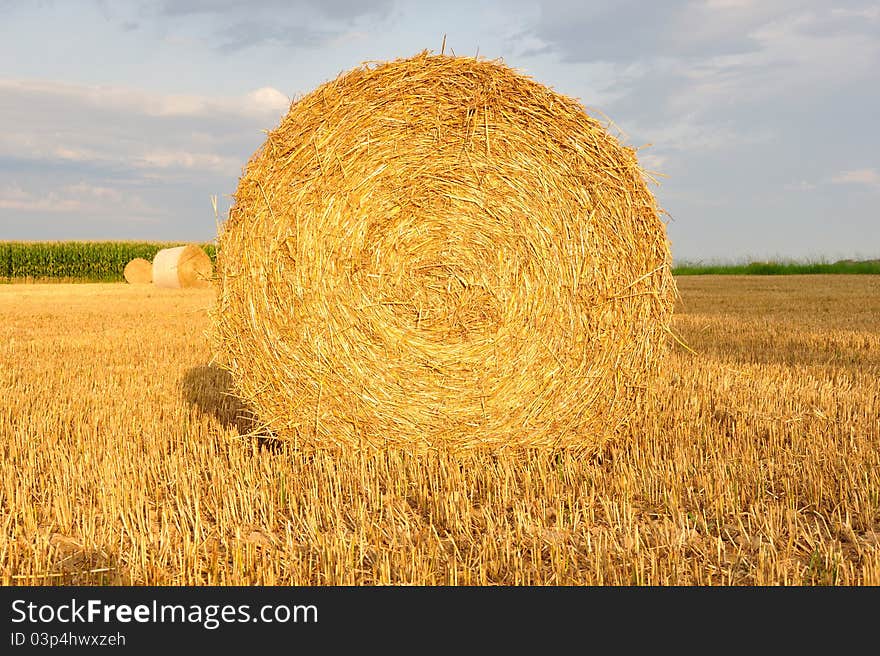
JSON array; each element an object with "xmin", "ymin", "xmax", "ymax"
[{"xmin": 1, "ymin": 275, "xmax": 878, "ymax": 585}]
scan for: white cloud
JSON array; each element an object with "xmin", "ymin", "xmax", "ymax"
[
  {"xmin": 670, "ymin": 9, "xmax": 880, "ymax": 113},
  {"xmin": 783, "ymin": 180, "xmax": 817, "ymax": 191},
  {"xmin": 831, "ymin": 168, "xmax": 880, "ymax": 187},
  {"xmin": 0, "ymin": 182, "xmax": 154, "ymax": 217},
  {"xmin": 242, "ymin": 86, "xmax": 291, "ymax": 117},
  {"xmin": 830, "ymin": 6, "xmax": 880, "ymax": 20},
  {"xmin": 53, "ymin": 146, "xmax": 101, "ymax": 162},
  {"xmin": 0, "ymin": 79, "xmax": 289, "ymax": 121},
  {"xmin": 0, "ymin": 77, "xmax": 284, "ymax": 178},
  {"xmin": 623, "ymin": 113, "xmax": 774, "ymax": 156},
  {"xmin": 529, "ymin": 3, "xmax": 880, "ymax": 134},
  {"xmin": 636, "ymin": 151, "xmax": 668, "ymax": 172},
  {"xmin": 702, "ymin": 0, "xmax": 757, "ymax": 9},
  {"xmin": 0, "ymin": 133, "xmax": 243, "ymax": 176},
  {"xmin": 327, "ymin": 29, "xmax": 371, "ymax": 48},
  {"xmin": 135, "ymin": 149, "xmax": 242, "ymax": 173}
]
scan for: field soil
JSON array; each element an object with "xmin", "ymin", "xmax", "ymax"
[{"xmin": 1, "ymin": 275, "xmax": 878, "ymax": 584}]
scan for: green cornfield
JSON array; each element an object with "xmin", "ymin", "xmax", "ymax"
[
  {"xmin": 0, "ymin": 242, "xmax": 217, "ymax": 282},
  {"xmin": 3, "ymin": 242, "xmax": 877, "ymax": 282}
]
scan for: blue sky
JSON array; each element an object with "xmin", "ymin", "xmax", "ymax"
[{"xmin": 1, "ymin": 0, "xmax": 878, "ymax": 262}]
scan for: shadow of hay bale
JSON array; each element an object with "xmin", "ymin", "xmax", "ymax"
[
  {"xmin": 182, "ymin": 366, "xmax": 611, "ymax": 459},
  {"xmin": 181, "ymin": 365, "xmax": 279, "ymax": 449}
]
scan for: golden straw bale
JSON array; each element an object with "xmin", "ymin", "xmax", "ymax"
[
  {"xmin": 123, "ymin": 258, "xmax": 152, "ymax": 285},
  {"xmin": 152, "ymin": 245, "xmax": 213, "ymax": 289},
  {"xmin": 211, "ymin": 51, "xmax": 676, "ymax": 451}
]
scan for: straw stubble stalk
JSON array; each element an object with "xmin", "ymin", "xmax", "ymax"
[
  {"xmin": 211, "ymin": 51, "xmax": 677, "ymax": 451},
  {"xmin": 123, "ymin": 258, "xmax": 152, "ymax": 285},
  {"xmin": 153, "ymin": 245, "xmax": 213, "ymax": 289}
]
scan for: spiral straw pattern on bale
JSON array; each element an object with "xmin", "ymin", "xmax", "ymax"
[
  {"xmin": 123, "ymin": 258, "xmax": 152, "ymax": 285},
  {"xmin": 152, "ymin": 245, "xmax": 213, "ymax": 289},
  {"xmin": 212, "ymin": 52, "xmax": 676, "ymax": 451}
]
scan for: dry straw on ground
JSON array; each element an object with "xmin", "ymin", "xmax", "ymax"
[
  {"xmin": 152, "ymin": 245, "xmax": 212, "ymax": 289},
  {"xmin": 123, "ymin": 258, "xmax": 152, "ymax": 285},
  {"xmin": 212, "ymin": 51, "xmax": 676, "ymax": 451}
]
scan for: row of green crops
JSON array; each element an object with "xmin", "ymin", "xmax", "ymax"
[
  {"xmin": 0, "ymin": 242, "xmax": 216, "ymax": 282},
  {"xmin": 673, "ymin": 259, "xmax": 880, "ymax": 275},
  {"xmin": 3, "ymin": 242, "xmax": 878, "ymax": 282}
]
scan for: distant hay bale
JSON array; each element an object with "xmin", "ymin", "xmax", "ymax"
[
  {"xmin": 152, "ymin": 245, "xmax": 212, "ymax": 289},
  {"xmin": 211, "ymin": 51, "xmax": 676, "ymax": 451},
  {"xmin": 123, "ymin": 258, "xmax": 152, "ymax": 285}
]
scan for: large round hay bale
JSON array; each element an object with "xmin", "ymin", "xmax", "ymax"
[
  {"xmin": 212, "ymin": 52, "xmax": 676, "ymax": 451},
  {"xmin": 123, "ymin": 258, "xmax": 152, "ymax": 284},
  {"xmin": 152, "ymin": 245, "xmax": 212, "ymax": 289}
]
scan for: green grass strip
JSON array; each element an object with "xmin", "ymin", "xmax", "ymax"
[{"xmin": 673, "ymin": 259, "xmax": 880, "ymax": 275}]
